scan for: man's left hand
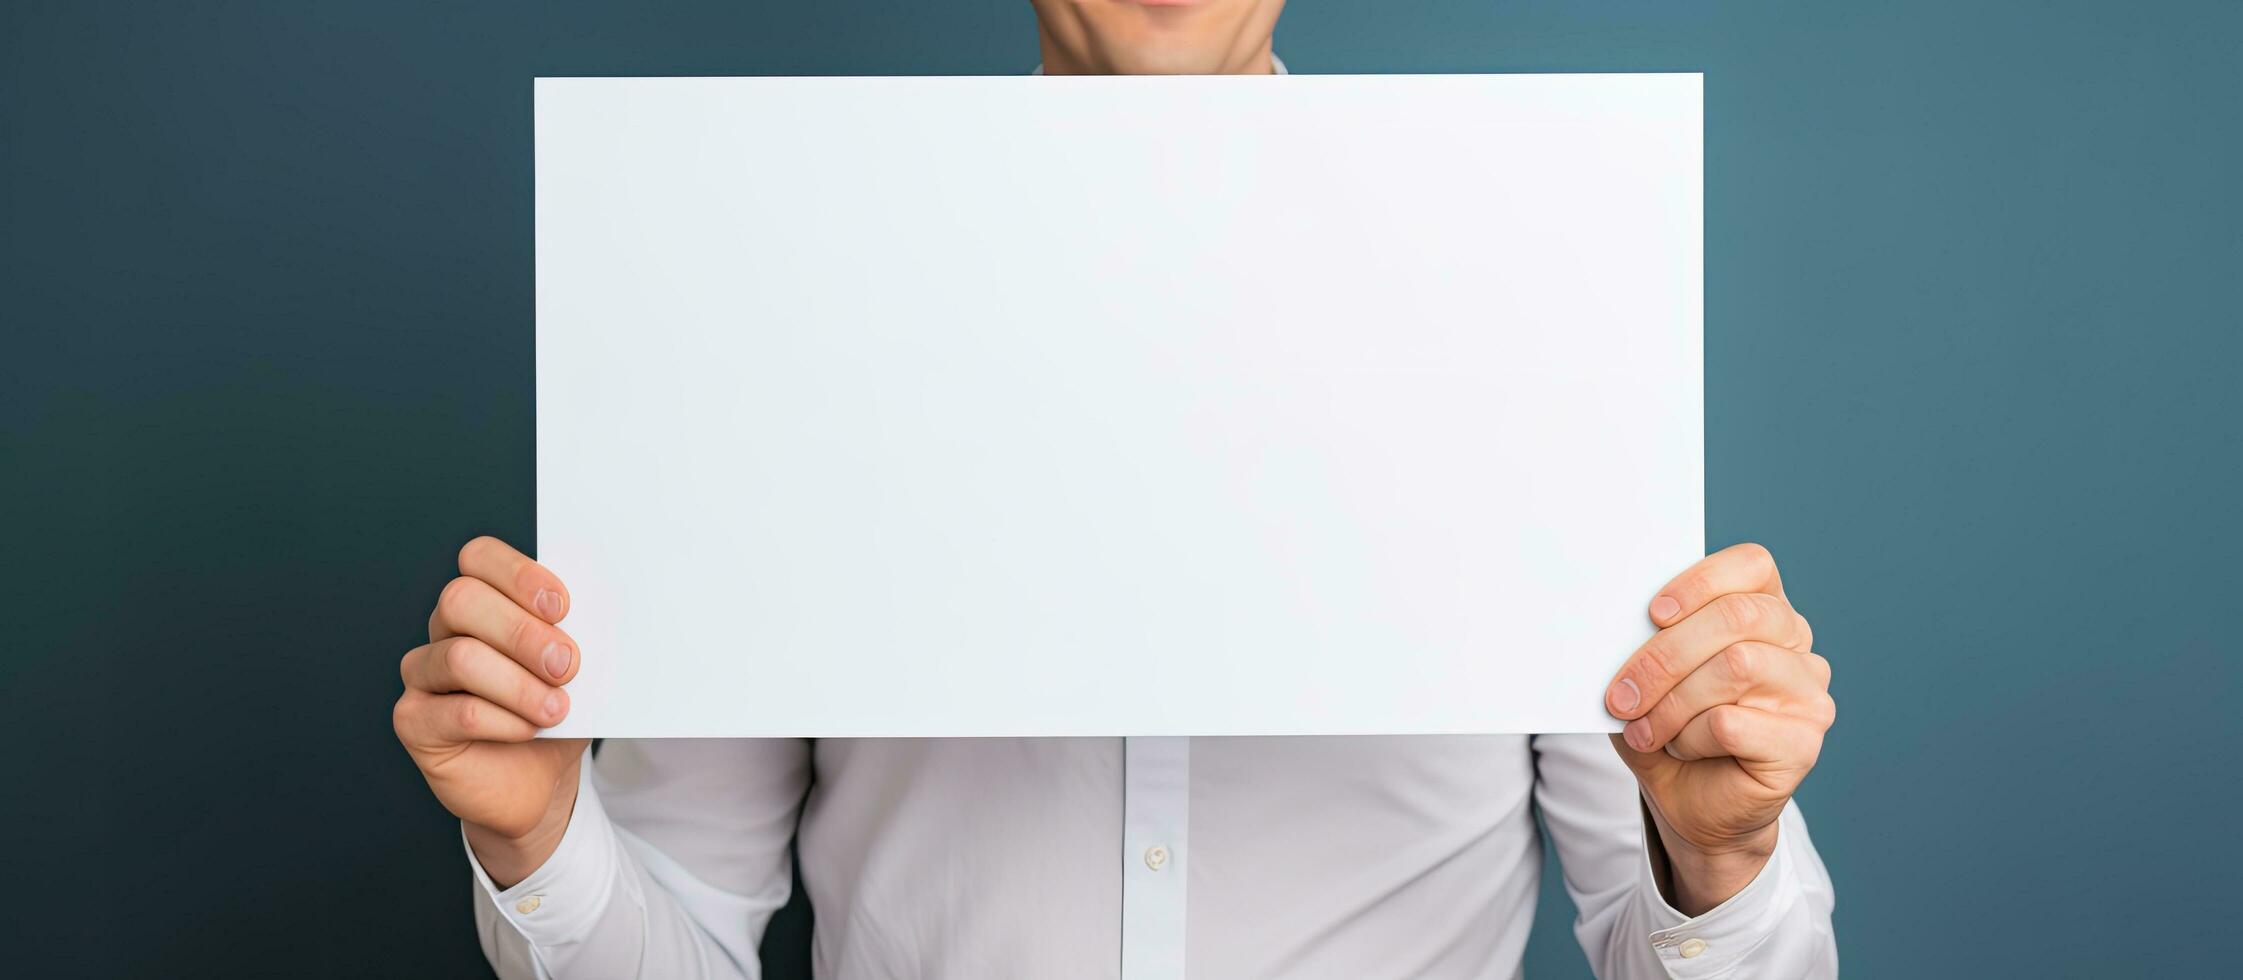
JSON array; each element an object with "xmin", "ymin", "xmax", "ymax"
[{"xmin": 1605, "ymin": 542, "xmax": 1836, "ymax": 915}]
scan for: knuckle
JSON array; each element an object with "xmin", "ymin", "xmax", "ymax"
[
  {"xmin": 1814, "ymin": 693, "xmax": 1838, "ymax": 727},
  {"xmin": 1635, "ymin": 638, "xmax": 1681, "ymax": 687},
  {"xmin": 512, "ymin": 561, "xmax": 544, "ymax": 599},
  {"xmin": 1714, "ymin": 592, "xmax": 1763, "ymax": 632},
  {"xmin": 442, "ymin": 637, "xmax": 478, "ymax": 677},
  {"xmin": 390, "ymin": 695, "xmax": 415, "ymax": 738},
  {"xmin": 454, "ymin": 698, "xmax": 483, "ymax": 738},
  {"xmin": 1648, "ymin": 702, "xmax": 1689, "ymax": 743},
  {"xmin": 1707, "ymin": 704, "xmax": 1749, "ymax": 746},
  {"xmin": 1803, "ymin": 652, "xmax": 1833, "ymax": 684},
  {"xmin": 508, "ymin": 612, "xmax": 541, "ymax": 659},
  {"xmin": 458, "ymin": 535, "xmax": 498, "ymax": 571},
  {"xmin": 1719, "ymin": 642, "xmax": 1762, "ymax": 679},
  {"xmin": 1732, "ymin": 541, "xmax": 1775, "ymax": 575},
  {"xmin": 436, "ymin": 576, "xmax": 478, "ymax": 619}
]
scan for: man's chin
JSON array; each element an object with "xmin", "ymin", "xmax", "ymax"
[{"xmin": 1099, "ymin": 43, "xmax": 1257, "ymax": 75}]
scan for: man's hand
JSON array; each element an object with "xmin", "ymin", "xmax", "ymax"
[
  {"xmin": 393, "ymin": 536, "xmax": 590, "ymax": 887},
  {"xmin": 1605, "ymin": 542, "xmax": 1836, "ymax": 915}
]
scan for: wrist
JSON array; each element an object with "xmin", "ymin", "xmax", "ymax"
[
  {"xmin": 465, "ymin": 759, "xmax": 583, "ymax": 889},
  {"xmin": 1661, "ymin": 827, "xmax": 1776, "ymax": 915},
  {"xmin": 1642, "ymin": 798, "xmax": 1779, "ymax": 916}
]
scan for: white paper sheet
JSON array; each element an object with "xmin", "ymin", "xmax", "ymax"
[{"xmin": 535, "ymin": 74, "xmax": 1701, "ymax": 738}]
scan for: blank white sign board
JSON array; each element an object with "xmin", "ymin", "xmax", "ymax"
[{"xmin": 536, "ymin": 74, "xmax": 1701, "ymax": 738}]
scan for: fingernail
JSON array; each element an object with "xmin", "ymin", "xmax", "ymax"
[
  {"xmin": 1649, "ymin": 595, "xmax": 1682, "ymax": 622},
  {"xmin": 1624, "ymin": 718, "xmax": 1652, "ymax": 751},
  {"xmin": 534, "ymin": 589, "xmax": 565, "ymax": 621},
  {"xmin": 1609, "ymin": 677, "xmax": 1640, "ymax": 713},
  {"xmin": 543, "ymin": 642, "xmax": 572, "ymax": 680},
  {"xmin": 543, "ymin": 690, "xmax": 566, "ymax": 721}
]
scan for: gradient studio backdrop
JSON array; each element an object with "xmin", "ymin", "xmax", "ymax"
[{"xmin": 4, "ymin": 2, "xmax": 2236, "ymax": 977}]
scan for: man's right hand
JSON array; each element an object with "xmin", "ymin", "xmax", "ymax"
[{"xmin": 394, "ymin": 536, "xmax": 589, "ymax": 887}]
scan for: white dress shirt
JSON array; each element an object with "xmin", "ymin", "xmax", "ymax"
[
  {"xmin": 474, "ymin": 57, "xmax": 1836, "ymax": 980},
  {"xmin": 470, "ymin": 735, "xmax": 1835, "ymax": 978}
]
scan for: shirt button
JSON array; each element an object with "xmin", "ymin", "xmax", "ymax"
[
  {"xmin": 1678, "ymin": 938, "xmax": 1707, "ymax": 958},
  {"xmin": 516, "ymin": 896, "xmax": 543, "ymax": 915},
  {"xmin": 1143, "ymin": 844, "xmax": 1170, "ymax": 871}
]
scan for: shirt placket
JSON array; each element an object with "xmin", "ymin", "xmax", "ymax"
[{"xmin": 1120, "ymin": 736, "xmax": 1190, "ymax": 980}]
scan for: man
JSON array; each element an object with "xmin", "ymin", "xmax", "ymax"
[{"xmin": 393, "ymin": 2, "xmax": 1840, "ymax": 976}]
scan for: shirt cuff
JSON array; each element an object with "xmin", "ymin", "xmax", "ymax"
[
  {"xmin": 1636, "ymin": 802, "xmax": 1812, "ymax": 978},
  {"xmin": 463, "ymin": 748, "xmax": 621, "ymax": 949}
]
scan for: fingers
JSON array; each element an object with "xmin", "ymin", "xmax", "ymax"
[
  {"xmin": 392, "ymin": 689, "xmax": 542, "ymax": 749},
  {"xmin": 428, "ymin": 574, "xmax": 579, "ymax": 684},
  {"xmin": 1664, "ymin": 704, "xmax": 1825, "ymax": 775},
  {"xmin": 393, "ymin": 537, "xmax": 578, "ymax": 758},
  {"xmin": 1609, "ymin": 591, "xmax": 1809, "ymax": 720},
  {"xmin": 1648, "ymin": 542, "xmax": 1784, "ymax": 629},
  {"xmin": 458, "ymin": 536, "xmax": 570, "ymax": 625},
  {"xmin": 401, "ymin": 636, "xmax": 570, "ymax": 729},
  {"xmin": 1621, "ymin": 642, "xmax": 1832, "ymax": 753}
]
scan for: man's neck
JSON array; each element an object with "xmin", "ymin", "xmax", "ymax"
[{"xmin": 1035, "ymin": 36, "xmax": 1276, "ymax": 76}]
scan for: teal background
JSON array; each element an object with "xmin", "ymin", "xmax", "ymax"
[{"xmin": 5, "ymin": 1, "xmax": 2237, "ymax": 977}]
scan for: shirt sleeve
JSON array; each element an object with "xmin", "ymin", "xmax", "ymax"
[
  {"xmin": 1532, "ymin": 733, "xmax": 1838, "ymax": 979},
  {"xmin": 468, "ymin": 738, "xmax": 813, "ymax": 979}
]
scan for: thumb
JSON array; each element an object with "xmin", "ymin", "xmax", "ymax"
[{"xmin": 1609, "ymin": 732, "xmax": 1679, "ymax": 779}]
